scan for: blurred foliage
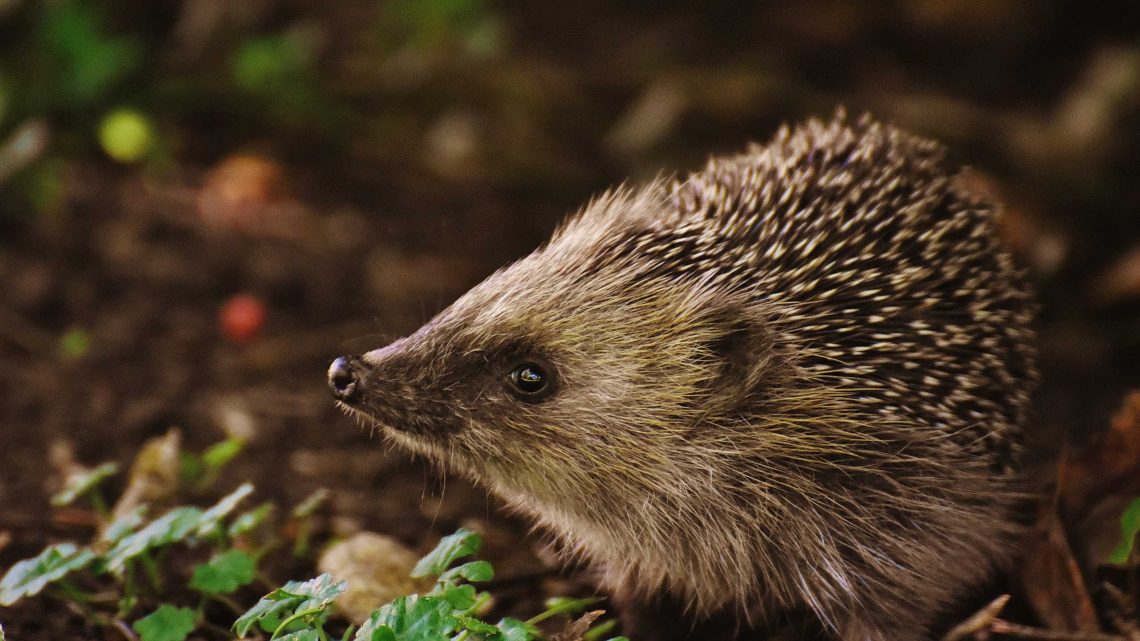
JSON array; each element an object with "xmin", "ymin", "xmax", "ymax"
[
  {"xmin": 57, "ymin": 326, "xmax": 89, "ymax": 359},
  {"xmin": 0, "ymin": 0, "xmax": 505, "ymax": 216},
  {"xmin": 0, "ymin": 0, "xmax": 148, "ymax": 212},
  {"xmin": 31, "ymin": 0, "xmax": 142, "ymax": 110},
  {"xmin": 230, "ymin": 31, "xmax": 323, "ymax": 125},
  {"xmin": 378, "ymin": 0, "xmax": 504, "ymax": 57}
]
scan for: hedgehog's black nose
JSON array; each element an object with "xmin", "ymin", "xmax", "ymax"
[{"xmin": 328, "ymin": 356, "xmax": 362, "ymax": 402}]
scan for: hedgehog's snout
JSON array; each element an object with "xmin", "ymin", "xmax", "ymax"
[{"xmin": 328, "ymin": 355, "xmax": 364, "ymax": 403}]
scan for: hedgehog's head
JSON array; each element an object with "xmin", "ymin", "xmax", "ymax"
[{"xmin": 328, "ymin": 187, "xmax": 785, "ymax": 528}]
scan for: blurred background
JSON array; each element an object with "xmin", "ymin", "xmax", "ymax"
[{"xmin": 1, "ymin": 0, "xmax": 1139, "ymax": 637}]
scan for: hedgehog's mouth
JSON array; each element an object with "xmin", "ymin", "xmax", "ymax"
[
  {"xmin": 336, "ymin": 397, "xmax": 424, "ymax": 439},
  {"xmin": 338, "ymin": 400, "xmax": 490, "ymax": 486},
  {"xmin": 337, "ymin": 400, "xmax": 443, "ymax": 455},
  {"xmin": 334, "ymin": 400, "xmax": 384, "ymax": 437}
]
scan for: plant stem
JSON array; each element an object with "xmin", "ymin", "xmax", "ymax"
[
  {"xmin": 119, "ymin": 565, "xmax": 137, "ymax": 618},
  {"xmin": 54, "ymin": 577, "xmax": 93, "ymax": 604},
  {"xmin": 208, "ymin": 592, "xmax": 247, "ymax": 616},
  {"xmin": 527, "ymin": 598, "xmax": 601, "ymax": 626},
  {"xmin": 293, "ymin": 521, "xmax": 313, "ymax": 558},
  {"xmin": 139, "ymin": 554, "xmax": 162, "ymax": 592},
  {"xmin": 272, "ymin": 607, "xmax": 326, "ymax": 640},
  {"xmin": 90, "ymin": 491, "xmax": 109, "ymax": 520}
]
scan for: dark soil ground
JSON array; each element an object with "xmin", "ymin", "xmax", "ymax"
[{"xmin": 3, "ymin": 1, "xmax": 1140, "ymax": 639}]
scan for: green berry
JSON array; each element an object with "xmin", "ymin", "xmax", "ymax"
[{"xmin": 98, "ymin": 108, "xmax": 154, "ymax": 163}]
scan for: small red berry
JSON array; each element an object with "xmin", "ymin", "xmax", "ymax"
[{"xmin": 220, "ymin": 294, "xmax": 266, "ymax": 344}]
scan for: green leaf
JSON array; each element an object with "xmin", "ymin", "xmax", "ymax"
[
  {"xmin": 229, "ymin": 502, "xmax": 273, "ymax": 538},
  {"xmin": 100, "ymin": 505, "xmax": 148, "ymax": 544},
  {"xmin": 101, "ymin": 507, "xmax": 204, "ymax": 572},
  {"xmin": 459, "ymin": 617, "xmax": 500, "ymax": 636},
  {"xmin": 436, "ymin": 583, "xmax": 477, "ymax": 612},
  {"xmin": 353, "ymin": 611, "xmax": 396, "ymax": 641},
  {"xmin": 438, "ymin": 560, "xmax": 493, "ymax": 584},
  {"xmin": 132, "ymin": 604, "xmax": 197, "ymax": 641},
  {"xmin": 411, "ymin": 528, "xmax": 482, "ymax": 578},
  {"xmin": 190, "ymin": 549, "xmax": 256, "ymax": 595},
  {"xmin": 233, "ymin": 574, "xmax": 346, "ymax": 637},
  {"xmin": 370, "ymin": 594, "xmax": 460, "ymax": 640},
  {"xmin": 202, "ymin": 438, "xmax": 244, "ymax": 471},
  {"xmin": 274, "ymin": 631, "xmax": 322, "ymax": 641},
  {"xmin": 51, "ymin": 462, "xmax": 118, "ymax": 506},
  {"xmin": 497, "ymin": 617, "xmax": 540, "ymax": 641},
  {"xmin": 196, "ymin": 483, "xmax": 255, "ymax": 537},
  {"xmin": 582, "ymin": 619, "xmax": 618, "ymax": 641},
  {"xmin": 234, "ymin": 590, "xmax": 299, "ymax": 637},
  {"xmin": 180, "ymin": 452, "xmax": 204, "ymax": 484},
  {"xmin": 0, "ymin": 543, "xmax": 95, "ymax": 605},
  {"xmin": 1109, "ymin": 496, "xmax": 1140, "ymax": 564}
]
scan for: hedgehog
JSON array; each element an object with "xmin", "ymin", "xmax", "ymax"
[{"xmin": 328, "ymin": 113, "xmax": 1037, "ymax": 641}]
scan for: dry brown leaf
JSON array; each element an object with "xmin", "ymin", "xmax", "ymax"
[
  {"xmin": 551, "ymin": 610, "xmax": 606, "ymax": 641},
  {"xmin": 1020, "ymin": 503, "xmax": 1100, "ymax": 632},
  {"xmin": 110, "ymin": 428, "xmax": 183, "ymax": 521},
  {"xmin": 1060, "ymin": 391, "xmax": 1140, "ymax": 520},
  {"xmin": 317, "ymin": 532, "xmax": 433, "ymax": 624}
]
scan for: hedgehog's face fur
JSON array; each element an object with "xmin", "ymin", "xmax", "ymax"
[
  {"xmin": 333, "ymin": 188, "xmax": 813, "ymax": 612},
  {"xmin": 331, "ymin": 115, "xmax": 1038, "ymax": 639},
  {"xmin": 335, "ymin": 187, "xmax": 783, "ymax": 522}
]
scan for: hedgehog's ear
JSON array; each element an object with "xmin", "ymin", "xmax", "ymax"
[{"xmin": 703, "ymin": 305, "xmax": 781, "ymax": 411}]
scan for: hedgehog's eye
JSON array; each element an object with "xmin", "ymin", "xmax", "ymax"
[{"xmin": 508, "ymin": 362, "xmax": 549, "ymax": 398}]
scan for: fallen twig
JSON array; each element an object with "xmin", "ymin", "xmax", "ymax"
[
  {"xmin": 109, "ymin": 618, "xmax": 140, "ymax": 641},
  {"xmin": 944, "ymin": 594, "xmax": 1011, "ymax": 641},
  {"xmin": 991, "ymin": 619, "xmax": 1125, "ymax": 641}
]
